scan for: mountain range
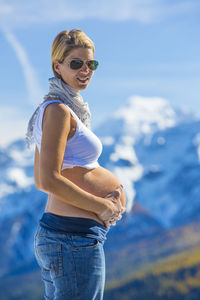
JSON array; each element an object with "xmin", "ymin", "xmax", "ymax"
[{"xmin": 0, "ymin": 96, "xmax": 200, "ymax": 299}]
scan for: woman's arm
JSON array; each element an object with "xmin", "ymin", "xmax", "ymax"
[{"xmin": 37, "ymin": 102, "xmax": 120, "ymax": 217}]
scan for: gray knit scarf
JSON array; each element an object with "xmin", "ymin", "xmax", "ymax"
[{"xmin": 25, "ymin": 77, "xmax": 91, "ymax": 148}]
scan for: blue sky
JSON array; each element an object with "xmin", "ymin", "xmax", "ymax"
[{"xmin": 0, "ymin": 0, "xmax": 200, "ymax": 146}]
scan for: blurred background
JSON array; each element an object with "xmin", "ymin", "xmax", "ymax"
[{"xmin": 0, "ymin": 1, "xmax": 200, "ymax": 299}]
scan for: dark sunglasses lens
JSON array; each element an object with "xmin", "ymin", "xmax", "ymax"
[
  {"xmin": 70, "ymin": 60, "xmax": 83, "ymax": 70},
  {"xmin": 87, "ymin": 60, "xmax": 99, "ymax": 70}
]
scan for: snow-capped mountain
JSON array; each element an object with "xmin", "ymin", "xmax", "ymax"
[
  {"xmin": 96, "ymin": 95, "xmax": 200, "ymax": 227},
  {"xmin": 96, "ymin": 95, "xmax": 178, "ymax": 212},
  {"xmin": 0, "ymin": 95, "xmax": 200, "ymax": 277}
]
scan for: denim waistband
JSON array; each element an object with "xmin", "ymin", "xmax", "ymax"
[{"xmin": 39, "ymin": 212, "xmax": 109, "ymax": 243}]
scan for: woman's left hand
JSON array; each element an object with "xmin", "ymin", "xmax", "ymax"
[{"xmin": 103, "ymin": 185, "xmax": 126, "ymax": 227}]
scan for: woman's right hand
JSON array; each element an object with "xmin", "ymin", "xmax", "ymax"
[{"xmin": 97, "ymin": 185, "xmax": 126, "ymax": 228}]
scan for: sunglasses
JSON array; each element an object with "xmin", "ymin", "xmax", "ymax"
[{"xmin": 69, "ymin": 59, "xmax": 99, "ymax": 71}]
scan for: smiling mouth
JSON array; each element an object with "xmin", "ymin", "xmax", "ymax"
[{"xmin": 77, "ymin": 77, "xmax": 89, "ymax": 83}]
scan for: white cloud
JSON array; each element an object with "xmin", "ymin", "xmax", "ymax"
[
  {"xmin": 3, "ymin": 29, "xmax": 43, "ymax": 106},
  {"xmin": 0, "ymin": 183, "xmax": 16, "ymax": 198},
  {"xmin": 0, "ymin": 0, "xmax": 199, "ymax": 28},
  {"xmin": 6, "ymin": 168, "xmax": 34, "ymax": 188}
]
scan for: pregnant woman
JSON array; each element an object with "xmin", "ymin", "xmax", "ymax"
[{"xmin": 26, "ymin": 29, "xmax": 126, "ymax": 300}]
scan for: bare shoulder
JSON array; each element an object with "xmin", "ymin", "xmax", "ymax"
[
  {"xmin": 44, "ymin": 102, "xmax": 70, "ymax": 120},
  {"xmin": 42, "ymin": 102, "xmax": 71, "ymax": 130}
]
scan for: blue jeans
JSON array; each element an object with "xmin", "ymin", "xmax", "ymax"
[{"xmin": 34, "ymin": 225, "xmax": 106, "ymax": 300}]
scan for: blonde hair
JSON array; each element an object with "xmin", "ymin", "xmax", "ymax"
[{"xmin": 51, "ymin": 29, "xmax": 95, "ymax": 78}]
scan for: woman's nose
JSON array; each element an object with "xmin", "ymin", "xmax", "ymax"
[{"xmin": 80, "ymin": 63, "xmax": 89, "ymax": 72}]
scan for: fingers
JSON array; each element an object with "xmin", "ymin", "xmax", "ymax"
[
  {"xmin": 105, "ymin": 184, "xmax": 123, "ymax": 199},
  {"xmin": 112, "ymin": 184, "xmax": 123, "ymax": 198},
  {"xmin": 104, "ymin": 220, "xmax": 111, "ymax": 228},
  {"xmin": 100, "ymin": 185, "xmax": 126, "ymax": 225},
  {"xmin": 102, "ymin": 208, "xmax": 126, "ymax": 227},
  {"xmin": 111, "ymin": 189, "xmax": 120, "ymax": 199},
  {"xmin": 108, "ymin": 212, "xmax": 123, "ymax": 225}
]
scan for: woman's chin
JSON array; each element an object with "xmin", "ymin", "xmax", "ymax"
[{"xmin": 77, "ymin": 84, "xmax": 89, "ymax": 91}]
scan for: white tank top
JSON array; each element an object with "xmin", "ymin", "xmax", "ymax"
[{"xmin": 33, "ymin": 99, "xmax": 103, "ymax": 170}]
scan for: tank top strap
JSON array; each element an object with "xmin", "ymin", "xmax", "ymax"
[{"xmin": 64, "ymin": 105, "xmax": 81, "ymax": 124}]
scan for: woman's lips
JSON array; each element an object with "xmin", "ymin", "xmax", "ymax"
[{"xmin": 77, "ymin": 77, "xmax": 89, "ymax": 84}]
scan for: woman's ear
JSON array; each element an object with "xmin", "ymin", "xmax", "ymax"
[{"xmin": 54, "ymin": 61, "xmax": 61, "ymax": 75}]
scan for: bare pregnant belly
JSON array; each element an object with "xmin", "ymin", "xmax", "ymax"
[{"xmin": 45, "ymin": 166, "xmax": 126, "ymax": 225}]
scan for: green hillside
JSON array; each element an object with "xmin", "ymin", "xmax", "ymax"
[
  {"xmin": 104, "ymin": 246, "xmax": 200, "ymax": 300},
  {"xmin": 105, "ymin": 220, "xmax": 200, "ymax": 283}
]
